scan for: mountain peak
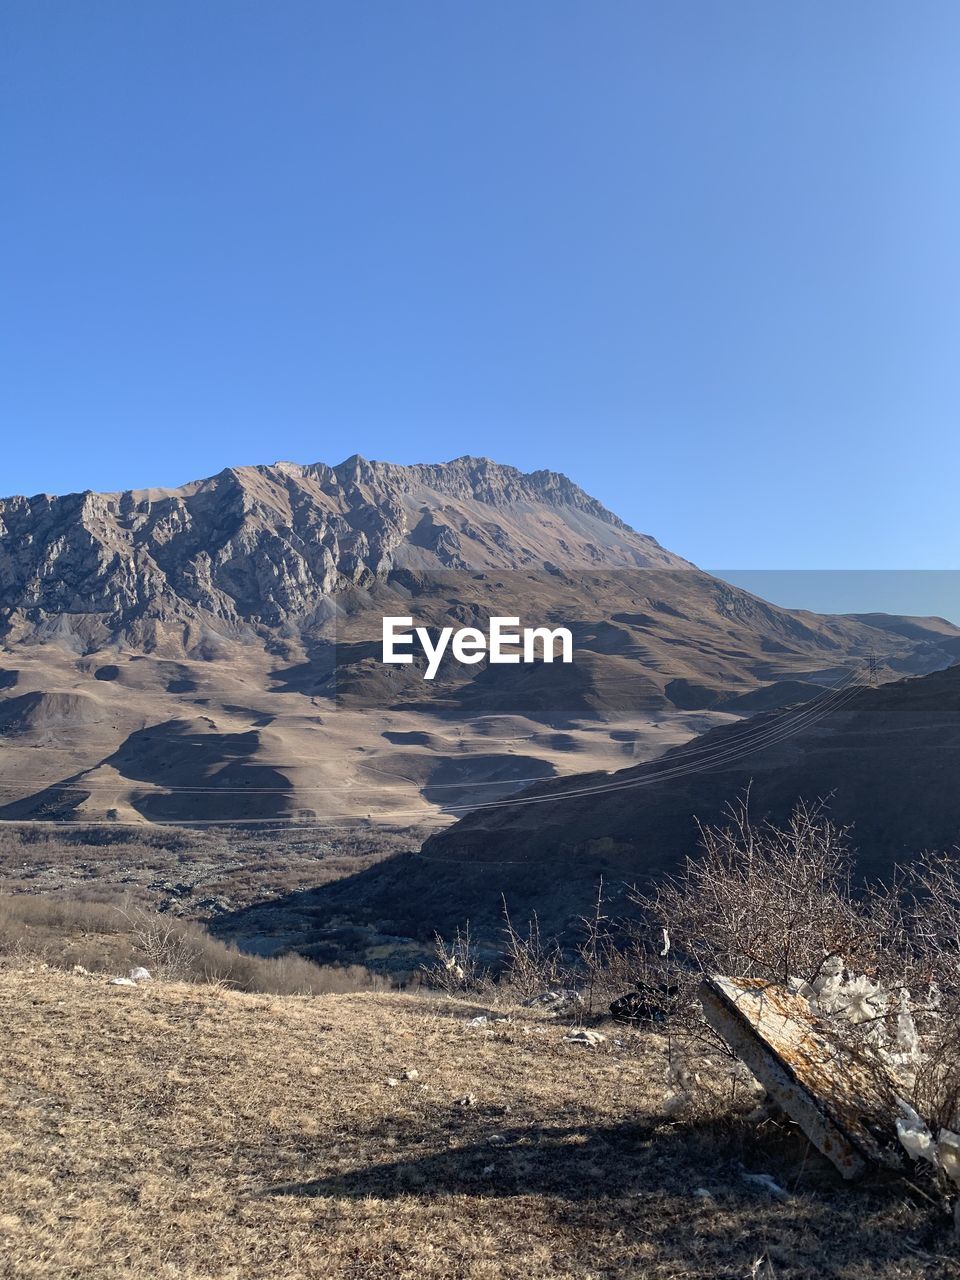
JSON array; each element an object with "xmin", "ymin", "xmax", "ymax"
[{"xmin": 0, "ymin": 454, "xmax": 685, "ymax": 646}]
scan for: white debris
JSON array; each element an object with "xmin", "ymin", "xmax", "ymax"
[
  {"xmin": 741, "ymin": 1171, "xmax": 790, "ymax": 1202},
  {"xmin": 523, "ymin": 989, "xmax": 583, "ymax": 1014},
  {"xmin": 806, "ymin": 959, "xmax": 893, "ymax": 1045},
  {"xmin": 129, "ymin": 967, "xmax": 152, "ymax": 982},
  {"xmin": 786, "ymin": 975, "xmax": 816, "ymax": 1002},
  {"xmin": 810, "ymin": 955, "xmax": 844, "ymax": 1012},
  {"xmin": 894, "ymin": 1108, "xmax": 960, "ymax": 1241},
  {"xmin": 659, "ymin": 927, "xmax": 671, "ymax": 958},
  {"xmin": 108, "ymin": 976, "xmax": 137, "ymax": 987},
  {"xmin": 895, "ymin": 1098, "xmax": 938, "ymax": 1166},
  {"xmin": 564, "ymin": 1029, "xmax": 605, "ymax": 1047},
  {"xmin": 938, "ymin": 1130, "xmax": 960, "ymax": 1186},
  {"xmin": 467, "ymin": 1015, "xmax": 489, "ymax": 1027},
  {"xmin": 838, "ymin": 974, "xmax": 888, "ymax": 1030},
  {"xmin": 880, "ymin": 990, "xmax": 924, "ymax": 1088},
  {"xmin": 402, "ymin": 1068, "xmax": 419, "ymax": 1081},
  {"xmin": 385, "ymin": 1077, "xmax": 399, "ymax": 1088}
]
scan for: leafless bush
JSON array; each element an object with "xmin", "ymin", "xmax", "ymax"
[
  {"xmin": 423, "ymin": 922, "xmax": 489, "ymax": 995},
  {"xmin": 121, "ymin": 906, "xmax": 196, "ymax": 979},
  {"xmin": 636, "ymin": 797, "xmax": 866, "ymax": 985},
  {"xmin": 621, "ymin": 794, "xmax": 960, "ymax": 1156},
  {"xmin": 499, "ymin": 898, "xmax": 567, "ymax": 1001}
]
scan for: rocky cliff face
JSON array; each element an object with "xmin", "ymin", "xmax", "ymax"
[{"xmin": 0, "ymin": 456, "xmax": 682, "ymax": 648}]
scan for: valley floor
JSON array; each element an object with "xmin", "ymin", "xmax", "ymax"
[{"xmin": 0, "ymin": 966, "xmax": 956, "ymax": 1279}]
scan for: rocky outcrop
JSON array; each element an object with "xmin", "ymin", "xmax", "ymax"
[{"xmin": 0, "ymin": 456, "xmax": 681, "ymax": 648}]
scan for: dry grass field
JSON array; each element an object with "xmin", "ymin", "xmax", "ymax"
[{"xmin": 2, "ymin": 963, "xmax": 958, "ymax": 1279}]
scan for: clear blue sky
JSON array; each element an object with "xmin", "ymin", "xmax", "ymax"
[{"xmin": 2, "ymin": 1, "xmax": 959, "ymax": 571}]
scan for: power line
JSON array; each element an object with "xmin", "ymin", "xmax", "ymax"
[
  {"xmin": 0, "ymin": 665, "xmax": 868, "ymax": 824},
  {"xmin": 4, "ymin": 667, "xmax": 867, "ymax": 806},
  {"xmin": 0, "ymin": 666, "xmax": 865, "ymax": 798}
]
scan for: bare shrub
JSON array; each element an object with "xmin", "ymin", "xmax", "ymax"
[
  {"xmin": 121, "ymin": 906, "xmax": 196, "ymax": 979},
  {"xmin": 646, "ymin": 799, "xmax": 862, "ymax": 977},
  {"xmin": 621, "ymin": 795, "xmax": 960, "ymax": 1157},
  {"xmin": 627, "ymin": 797, "xmax": 878, "ymax": 1033},
  {"xmin": 500, "ymin": 898, "xmax": 567, "ymax": 1001},
  {"xmin": 423, "ymin": 922, "xmax": 489, "ymax": 996}
]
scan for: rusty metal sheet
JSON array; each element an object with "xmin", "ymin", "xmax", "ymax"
[{"xmin": 699, "ymin": 975, "xmax": 902, "ymax": 1180}]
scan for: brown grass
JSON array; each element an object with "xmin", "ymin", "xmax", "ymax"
[
  {"xmin": 1, "ymin": 963, "xmax": 956, "ymax": 1279},
  {"xmin": 0, "ymin": 896, "xmax": 383, "ymax": 996}
]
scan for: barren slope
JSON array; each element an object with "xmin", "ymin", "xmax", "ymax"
[
  {"xmin": 2, "ymin": 456, "xmax": 958, "ymax": 826},
  {"xmin": 0, "ymin": 964, "xmax": 951, "ymax": 1280},
  {"xmin": 342, "ymin": 662, "xmax": 960, "ymax": 941}
]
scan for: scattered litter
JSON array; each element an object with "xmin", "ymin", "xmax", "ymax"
[
  {"xmin": 893, "ymin": 1095, "xmax": 960, "ymax": 1234},
  {"xmin": 750, "ymin": 1257, "xmax": 778, "ymax": 1279},
  {"xmin": 564, "ymin": 1029, "xmax": 605, "ymax": 1047},
  {"xmin": 741, "ymin": 1171, "xmax": 790, "ymax": 1202},
  {"xmin": 467, "ymin": 1015, "xmax": 489, "ymax": 1027},
  {"xmin": 128, "ymin": 967, "xmax": 152, "ymax": 982},
  {"xmin": 402, "ymin": 1068, "xmax": 419, "ymax": 1081},
  {"xmin": 385, "ymin": 1077, "xmax": 399, "ymax": 1088},
  {"xmin": 609, "ymin": 984, "xmax": 678, "ymax": 1022},
  {"xmin": 108, "ymin": 977, "xmax": 137, "ymax": 987},
  {"xmin": 895, "ymin": 1098, "xmax": 938, "ymax": 1166},
  {"xmin": 523, "ymin": 989, "xmax": 583, "ymax": 1014}
]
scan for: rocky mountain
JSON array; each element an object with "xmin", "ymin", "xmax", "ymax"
[
  {"xmin": 0, "ymin": 456, "xmax": 683, "ymax": 651},
  {"xmin": 1, "ymin": 455, "xmax": 958, "ymax": 828}
]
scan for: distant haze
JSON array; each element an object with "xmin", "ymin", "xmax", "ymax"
[{"xmin": 714, "ymin": 571, "xmax": 960, "ymax": 626}]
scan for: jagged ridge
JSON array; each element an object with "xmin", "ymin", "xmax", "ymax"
[{"xmin": 0, "ymin": 455, "xmax": 681, "ymax": 646}]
